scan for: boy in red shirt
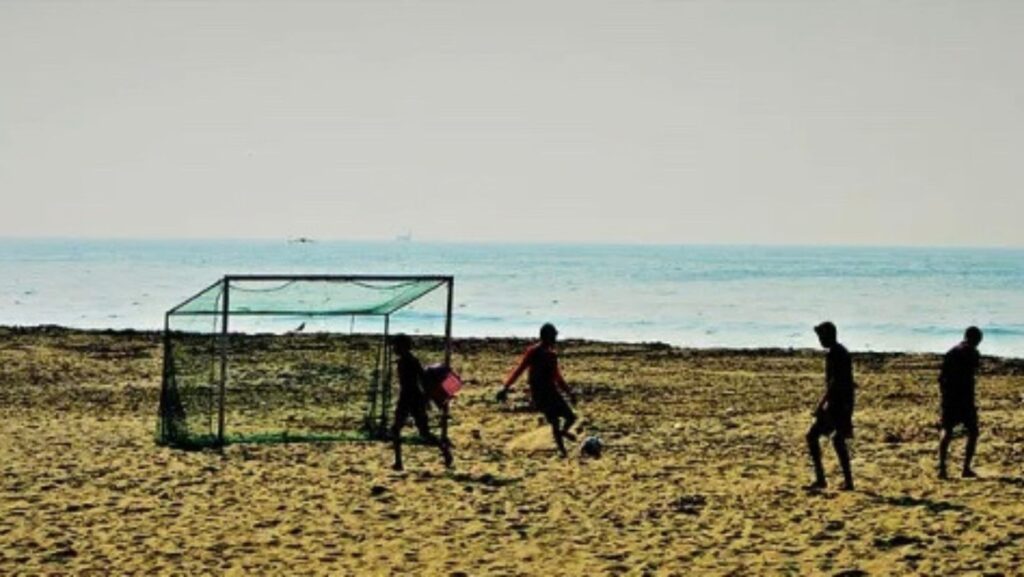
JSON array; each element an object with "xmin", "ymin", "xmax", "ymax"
[{"xmin": 498, "ymin": 323, "xmax": 578, "ymax": 457}]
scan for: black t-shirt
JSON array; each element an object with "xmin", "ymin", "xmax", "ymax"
[
  {"xmin": 526, "ymin": 346, "xmax": 560, "ymax": 392},
  {"xmin": 825, "ymin": 343, "xmax": 855, "ymax": 410},
  {"xmin": 397, "ymin": 353, "xmax": 426, "ymax": 403},
  {"xmin": 940, "ymin": 342, "xmax": 979, "ymax": 404}
]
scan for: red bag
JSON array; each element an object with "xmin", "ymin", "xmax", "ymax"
[{"xmin": 424, "ymin": 364, "xmax": 463, "ymax": 407}]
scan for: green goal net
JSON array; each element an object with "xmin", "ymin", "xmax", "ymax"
[{"xmin": 157, "ymin": 275, "xmax": 453, "ymax": 449}]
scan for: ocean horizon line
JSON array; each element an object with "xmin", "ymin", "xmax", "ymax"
[{"xmin": 2, "ymin": 236, "xmax": 1023, "ymax": 252}]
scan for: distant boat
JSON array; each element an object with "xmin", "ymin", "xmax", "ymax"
[
  {"xmin": 395, "ymin": 232, "xmax": 413, "ymax": 243},
  {"xmin": 288, "ymin": 237, "xmax": 315, "ymax": 244}
]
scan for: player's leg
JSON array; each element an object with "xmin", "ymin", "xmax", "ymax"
[
  {"xmin": 392, "ymin": 402, "xmax": 410, "ymax": 471},
  {"xmin": 545, "ymin": 410, "xmax": 568, "ymax": 458},
  {"xmin": 832, "ymin": 434, "xmax": 854, "ymax": 491},
  {"xmin": 938, "ymin": 401, "xmax": 956, "ymax": 479},
  {"xmin": 556, "ymin": 396, "xmax": 577, "ymax": 441},
  {"xmin": 938, "ymin": 425, "xmax": 953, "ymax": 479},
  {"xmin": 411, "ymin": 404, "xmax": 453, "ymax": 468},
  {"xmin": 963, "ymin": 411, "xmax": 979, "ymax": 477},
  {"xmin": 440, "ymin": 403, "xmax": 451, "ymax": 448},
  {"xmin": 806, "ymin": 421, "xmax": 828, "ymax": 488}
]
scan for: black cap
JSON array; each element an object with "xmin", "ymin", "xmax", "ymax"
[{"xmin": 814, "ymin": 321, "xmax": 837, "ymax": 339}]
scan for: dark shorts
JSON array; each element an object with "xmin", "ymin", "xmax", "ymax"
[
  {"xmin": 810, "ymin": 408, "xmax": 854, "ymax": 439},
  {"xmin": 393, "ymin": 395, "xmax": 431, "ymax": 436},
  {"xmin": 942, "ymin": 402, "xmax": 978, "ymax": 433},
  {"xmin": 531, "ymin": 387, "xmax": 575, "ymax": 423}
]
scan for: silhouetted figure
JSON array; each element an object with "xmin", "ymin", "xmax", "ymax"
[
  {"xmin": 938, "ymin": 326, "xmax": 983, "ymax": 480},
  {"xmin": 390, "ymin": 334, "xmax": 453, "ymax": 472},
  {"xmin": 806, "ymin": 321, "xmax": 855, "ymax": 491},
  {"xmin": 498, "ymin": 323, "xmax": 578, "ymax": 457}
]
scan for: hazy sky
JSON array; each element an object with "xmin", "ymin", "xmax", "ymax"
[{"xmin": 2, "ymin": 1, "xmax": 1022, "ymax": 245}]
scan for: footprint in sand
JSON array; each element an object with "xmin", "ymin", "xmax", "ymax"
[{"xmin": 504, "ymin": 427, "xmax": 558, "ymax": 453}]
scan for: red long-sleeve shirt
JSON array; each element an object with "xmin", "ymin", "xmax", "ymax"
[{"xmin": 504, "ymin": 342, "xmax": 569, "ymax": 396}]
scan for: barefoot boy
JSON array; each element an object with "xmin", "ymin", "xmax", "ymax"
[
  {"xmin": 390, "ymin": 334, "xmax": 453, "ymax": 471},
  {"xmin": 938, "ymin": 326, "xmax": 983, "ymax": 479},
  {"xmin": 806, "ymin": 321, "xmax": 856, "ymax": 491},
  {"xmin": 498, "ymin": 323, "xmax": 578, "ymax": 457}
]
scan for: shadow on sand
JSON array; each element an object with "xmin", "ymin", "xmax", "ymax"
[
  {"xmin": 862, "ymin": 491, "xmax": 968, "ymax": 514},
  {"xmin": 989, "ymin": 475, "xmax": 1024, "ymax": 489}
]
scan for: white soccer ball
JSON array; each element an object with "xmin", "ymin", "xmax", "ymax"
[{"xmin": 580, "ymin": 435, "xmax": 604, "ymax": 458}]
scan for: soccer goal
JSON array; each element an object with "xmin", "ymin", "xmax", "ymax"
[{"xmin": 157, "ymin": 274, "xmax": 453, "ymax": 449}]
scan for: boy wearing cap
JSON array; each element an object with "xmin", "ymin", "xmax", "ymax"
[
  {"xmin": 806, "ymin": 321, "xmax": 856, "ymax": 491},
  {"xmin": 498, "ymin": 323, "xmax": 578, "ymax": 458}
]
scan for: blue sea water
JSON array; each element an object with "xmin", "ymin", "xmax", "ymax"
[{"xmin": 1, "ymin": 239, "xmax": 1022, "ymax": 357}]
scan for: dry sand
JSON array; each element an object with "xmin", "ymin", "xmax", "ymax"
[{"xmin": 2, "ymin": 326, "xmax": 1023, "ymax": 575}]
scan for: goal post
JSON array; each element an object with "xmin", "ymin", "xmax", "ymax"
[{"xmin": 157, "ymin": 274, "xmax": 454, "ymax": 449}]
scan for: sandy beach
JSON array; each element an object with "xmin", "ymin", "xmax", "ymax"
[{"xmin": 2, "ymin": 326, "xmax": 1023, "ymax": 575}]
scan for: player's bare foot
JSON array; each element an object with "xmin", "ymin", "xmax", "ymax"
[
  {"xmin": 562, "ymin": 430, "xmax": 577, "ymax": 442},
  {"xmin": 804, "ymin": 479, "xmax": 827, "ymax": 491},
  {"xmin": 840, "ymin": 481, "xmax": 855, "ymax": 491},
  {"xmin": 962, "ymin": 468, "xmax": 978, "ymax": 478},
  {"xmin": 938, "ymin": 468, "xmax": 949, "ymax": 480},
  {"xmin": 392, "ymin": 462, "xmax": 404, "ymax": 472}
]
